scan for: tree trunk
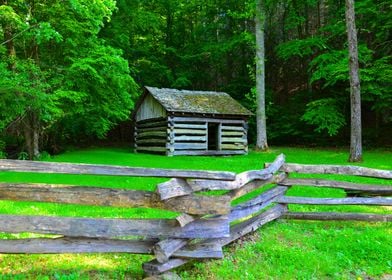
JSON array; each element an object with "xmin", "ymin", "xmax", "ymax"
[
  {"xmin": 24, "ymin": 112, "xmax": 40, "ymax": 160},
  {"xmin": 24, "ymin": 125, "xmax": 33, "ymax": 160},
  {"xmin": 318, "ymin": 0, "xmax": 327, "ymax": 28},
  {"xmin": 345, "ymin": 0, "xmax": 362, "ymax": 162},
  {"xmin": 255, "ymin": 0, "xmax": 268, "ymax": 151},
  {"xmin": 33, "ymin": 126, "xmax": 40, "ymax": 159},
  {"xmin": 4, "ymin": 28, "xmax": 16, "ymax": 69}
]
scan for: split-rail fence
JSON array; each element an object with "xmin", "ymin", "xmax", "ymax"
[{"xmin": 0, "ymin": 155, "xmax": 390, "ymax": 277}]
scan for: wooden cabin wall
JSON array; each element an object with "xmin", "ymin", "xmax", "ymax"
[
  {"xmin": 220, "ymin": 122, "xmax": 248, "ymax": 153},
  {"xmin": 167, "ymin": 117, "xmax": 208, "ymax": 156},
  {"xmin": 168, "ymin": 116, "xmax": 248, "ymax": 156},
  {"xmin": 136, "ymin": 94, "xmax": 166, "ymax": 122},
  {"xmin": 135, "ymin": 118, "xmax": 168, "ymax": 154}
]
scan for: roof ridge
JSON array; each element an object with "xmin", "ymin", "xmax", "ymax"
[
  {"xmin": 144, "ymin": 86, "xmax": 252, "ymax": 116},
  {"xmin": 147, "ymin": 86, "xmax": 229, "ymax": 96}
]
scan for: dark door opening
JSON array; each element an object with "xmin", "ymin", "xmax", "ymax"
[{"xmin": 208, "ymin": 123, "xmax": 219, "ymax": 150}]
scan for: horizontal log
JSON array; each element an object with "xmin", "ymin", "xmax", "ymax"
[
  {"xmin": 170, "ymin": 116, "xmax": 245, "ymax": 124},
  {"xmin": 164, "ymin": 194, "xmax": 231, "ymax": 215},
  {"xmin": 173, "ymin": 129, "xmax": 206, "ymax": 135},
  {"xmin": 274, "ymin": 163, "xmax": 392, "ymax": 179},
  {"xmin": 0, "ymin": 237, "xmax": 223, "ymax": 261},
  {"xmin": 173, "ymin": 143, "xmax": 207, "ymax": 150},
  {"xmin": 175, "ymin": 243, "xmax": 223, "ymax": 259},
  {"xmin": 0, "ymin": 183, "xmax": 231, "ymax": 215},
  {"xmin": 137, "ymin": 120, "xmax": 168, "ymax": 129},
  {"xmin": 283, "ymin": 212, "xmax": 392, "ymax": 222},
  {"xmin": 281, "ymin": 178, "xmax": 392, "ymax": 195},
  {"xmin": 221, "ymin": 137, "xmax": 247, "ymax": 143},
  {"xmin": 136, "ymin": 139, "xmax": 167, "ymax": 145},
  {"xmin": 276, "ymin": 196, "xmax": 392, "ymax": 206},
  {"xmin": 136, "ymin": 131, "xmax": 167, "ymax": 138},
  {"xmin": 187, "ymin": 154, "xmax": 285, "ymax": 193},
  {"xmin": 173, "ymin": 123, "xmax": 207, "ymax": 129},
  {"xmin": 221, "ymin": 144, "xmax": 246, "ymax": 150},
  {"xmin": 136, "ymin": 117, "xmax": 167, "ymax": 126},
  {"xmin": 0, "ymin": 160, "xmax": 236, "ymax": 180},
  {"xmin": 0, "ymin": 237, "xmax": 156, "ymax": 254},
  {"xmin": 0, "ymin": 183, "xmax": 158, "ymax": 207},
  {"xmin": 136, "ymin": 126, "xmax": 167, "ymax": 133},
  {"xmin": 173, "ymin": 135, "xmax": 207, "ymax": 142},
  {"xmin": 229, "ymin": 186, "xmax": 288, "ymax": 222},
  {"xmin": 0, "ymin": 215, "xmax": 229, "ymax": 239},
  {"xmin": 221, "ymin": 131, "xmax": 243, "ymax": 137},
  {"xmin": 136, "ymin": 147, "xmax": 167, "ymax": 153},
  {"xmin": 172, "ymin": 150, "xmax": 246, "ymax": 156},
  {"xmin": 220, "ymin": 126, "xmax": 244, "ymax": 131}
]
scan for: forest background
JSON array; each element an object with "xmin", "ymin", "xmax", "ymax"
[{"xmin": 0, "ymin": 0, "xmax": 391, "ymax": 159}]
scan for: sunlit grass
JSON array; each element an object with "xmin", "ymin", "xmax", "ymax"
[{"xmin": 0, "ymin": 146, "xmax": 391, "ymax": 279}]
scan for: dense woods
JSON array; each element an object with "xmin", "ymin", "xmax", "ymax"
[{"xmin": 0, "ymin": 0, "xmax": 391, "ymax": 159}]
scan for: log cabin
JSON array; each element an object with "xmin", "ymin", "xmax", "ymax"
[{"xmin": 133, "ymin": 86, "xmax": 252, "ymax": 156}]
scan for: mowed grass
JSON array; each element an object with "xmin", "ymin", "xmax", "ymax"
[{"xmin": 0, "ymin": 147, "xmax": 391, "ymax": 279}]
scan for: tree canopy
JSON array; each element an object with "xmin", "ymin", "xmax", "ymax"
[{"xmin": 0, "ymin": 0, "xmax": 390, "ymax": 158}]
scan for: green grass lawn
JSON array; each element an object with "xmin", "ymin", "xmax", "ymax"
[{"xmin": 0, "ymin": 147, "xmax": 391, "ymax": 279}]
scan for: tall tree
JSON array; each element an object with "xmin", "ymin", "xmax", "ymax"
[
  {"xmin": 0, "ymin": 0, "xmax": 137, "ymax": 159},
  {"xmin": 255, "ymin": 0, "xmax": 268, "ymax": 150},
  {"xmin": 345, "ymin": 0, "xmax": 362, "ymax": 162}
]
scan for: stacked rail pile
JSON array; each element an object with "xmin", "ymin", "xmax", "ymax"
[{"xmin": 0, "ymin": 155, "xmax": 286, "ymax": 276}]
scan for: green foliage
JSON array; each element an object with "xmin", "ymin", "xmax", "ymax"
[
  {"xmin": 0, "ymin": 60, "xmax": 58, "ymax": 131},
  {"xmin": 17, "ymin": 151, "xmax": 28, "ymax": 160},
  {"xmin": 309, "ymin": 49, "xmax": 348, "ymax": 86},
  {"xmin": 276, "ymin": 37, "xmax": 328, "ymax": 60},
  {"xmin": 62, "ymin": 45, "xmax": 137, "ymax": 138},
  {"xmin": 0, "ymin": 5, "xmax": 25, "ymax": 29},
  {"xmin": 360, "ymin": 56, "xmax": 392, "ymax": 118},
  {"xmin": 1, "ymin": 0, "xmax": 391, "ymax": 152},
  {"xmin": 302, "ymin": 98, "xmax": 346, "ymax": 136},
  {"xmin": 0, "ymin": 0, "xmax": 139, "ymax": 155},
  {"xmin": 270, "ymin": 0, "xmax": 391, "ymax": 145},
  {"xmin": 32, "ymin": 22, "xmax": 63, "ymax": 44},
  {"xmin": 310, "ymin": 46, "xmax": 392, "ymax": 122},
  {"xmin": 0, "ymin": 64, "xmax": 24, "ymax": 131}
]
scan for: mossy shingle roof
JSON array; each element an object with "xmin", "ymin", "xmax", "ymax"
[{"xmin": 145, "ymin": 86, "xmax": 252, "ymax": 116}]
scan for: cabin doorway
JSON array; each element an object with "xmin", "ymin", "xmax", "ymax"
[{"xmin": 207, "ymin": 123, "xmax": 220, "ymax": 150}]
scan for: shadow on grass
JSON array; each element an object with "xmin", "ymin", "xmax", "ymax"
[{"xmin": 0, "ymin": 253, "xmax": 153, "ymax": 280}]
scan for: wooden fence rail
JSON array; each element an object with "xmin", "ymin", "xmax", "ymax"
[
  {"xmin": 266, "ymin": 161, "xmax": 392, "ymax": 225},
  {"xmin": 0, "ymin": 155, "xmax": 391, "ymax": 277}
]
